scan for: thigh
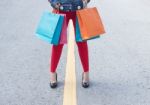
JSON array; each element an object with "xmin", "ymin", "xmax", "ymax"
[{"xmin": 76, "ymin": 41, "xmax": 88, "ymax": 48}]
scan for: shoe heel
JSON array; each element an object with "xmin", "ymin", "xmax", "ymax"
[
  {"xmin": 50, "ymin": 73, "xmax": 57, "ymax": 88},
  {"xmin": 82, "ymin": 72, "xmax": 89, "ymax": 88}
]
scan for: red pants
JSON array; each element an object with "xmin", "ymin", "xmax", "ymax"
[{"xmin": 50, "ymin": 10, "xmax": 89, "ymax": 73}]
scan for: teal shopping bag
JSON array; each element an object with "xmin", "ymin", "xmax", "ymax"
[
  {"xmin": 36, "ymin": 11, "xmax": 64, "ymax": 45},
  {"xmin": 75, "ymin": 17, "xmax": 83, "ymax": 42},
  {"xmin": 75, "ymin": 17, "xmax": 100, "ymax": 42}
]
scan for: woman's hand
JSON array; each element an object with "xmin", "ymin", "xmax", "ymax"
[
  {"xmin": 82, "ymin": 0, "xmax": 88, "ymax": 8},
  {"xmin": 48, "ymin": 0, "xmax": 61, "ymax": 10},
  {"xmin": 82, "ymin": 0, "xmax": 90, "ymax": 3},
  {"xmin": 55, "ymin": 3, "xmax": 61, "ymax": 10}
]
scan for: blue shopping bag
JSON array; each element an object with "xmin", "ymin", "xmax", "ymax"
[
  {"xmin": 75, "ymin": 17, "xmax": 100, "ymax": 42},
  {"xmin": 36, "ymin": 11, "xmax": 64, "ymax": 45}
]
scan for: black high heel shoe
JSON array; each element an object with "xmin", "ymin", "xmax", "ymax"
[
  {"xmin": 50, "ymin": 73, "xmax": 57, "ymax": 88},
  {"xmin": 82, "ymin": 72, "xmax": 89, "ymax": 88}
]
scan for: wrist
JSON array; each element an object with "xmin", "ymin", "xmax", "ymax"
[
  {"xmin": 87, "ymin": 0, "xmax": 90, "ymax": 3},
  {"xmin": 82, "ymin": 0, "xmax": 88, "ymax": 8}
]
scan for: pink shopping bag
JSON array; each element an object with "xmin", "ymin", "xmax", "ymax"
[{"xmin": 59, "ymin": 14, "xmax": 67, "ymax": 44}]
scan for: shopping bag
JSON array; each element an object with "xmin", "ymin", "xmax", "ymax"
[
  {"xmin": 51, "ymin": 9, "xmax": 67, "ymax": 44},
  {"xmin": 75, "ymin": 17, "xmax": 83, "ymax": 42},
  {"xmin": 52, "ymin": 9, "xmax": 67, "ymax": 44},
  {"xmin": 59, "ymin": 14, "xmax": 67, "ymax": 44},
  {"xmin": 75, "ymin": 17, "xmax": 100, "ymax": 42},
  {"xmin": 76, "ymin": 7, "xmax": 105, "ymax": 40},
  {"xmin": 36, "ymin": 11, "xmax": 64, "ymax": 45}
]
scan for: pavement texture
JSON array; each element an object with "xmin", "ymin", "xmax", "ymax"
[{"xmin": 0, "ymin": 0, "xmax": 150, "ymax": 105}]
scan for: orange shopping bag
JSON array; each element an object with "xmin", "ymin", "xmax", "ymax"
[{"xmin": 76, "ymin": 7, "xmax": 105, "ymax": 40}]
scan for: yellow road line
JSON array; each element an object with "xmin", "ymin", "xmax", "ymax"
[{"xmin": 63, "ymin": 20, "xmax": 77, "ymax": 105}]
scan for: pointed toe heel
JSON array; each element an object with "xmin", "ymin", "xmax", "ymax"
[
  {"xmin": 82, "ymin": 72, "xmax": 90, "ymax": 88},
  {"xmin": 50, "ymin": 73, "xmax": 57, "ymax": 88}
]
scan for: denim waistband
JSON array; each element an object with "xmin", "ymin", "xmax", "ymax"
[
  {"xmin": 59, "ymin": 1, "xmax": 83, "ymax": 11},
  {"xmin": 50, "ymin": 0, "xmax": 84, "ymax": 11}
]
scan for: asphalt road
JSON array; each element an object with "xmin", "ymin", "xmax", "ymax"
[{"xmin": 0, "ymin": 0, "xmax": 150, "ymax": 105}]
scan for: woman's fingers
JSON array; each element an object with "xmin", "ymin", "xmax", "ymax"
[
  {"xmin": 82, "ymin": 0, "xmax": 90, "ymax": 3},
  {"xmin": 55, "ymin": 3, "xmax": 61, "ymax": 9},
  {"xmin": 82, "ymin": 0, "xmax": 88, "ymax": 8}
]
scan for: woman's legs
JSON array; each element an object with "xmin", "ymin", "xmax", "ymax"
[
  {"xmin": 50, "ymin": 44, "xmax": 64, "ymax": 88},
  {"xmin": 72, "ymin": 12, "xmax": 90, "ymax": 87},
  {"xmin": 50, "ymin": 11, "xmax": 89, "ymax": 84},
  {"xmin": 76, "ymin": 41, "xmax": 89, "ymax": 72},
  {"xmin": 50, "ymin": 36, "xmax": 89, "ymax": 73},
  {"xmin": 72, "ymin": 14, "xmax": 89, "ymax": 72},
  {"xmin": 50, "ymin": 44, "xmax": 64, "ymax": 73},
  {"xmin": 50, "ymin": 11, "xmax": 70, "ymax": 73}
]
